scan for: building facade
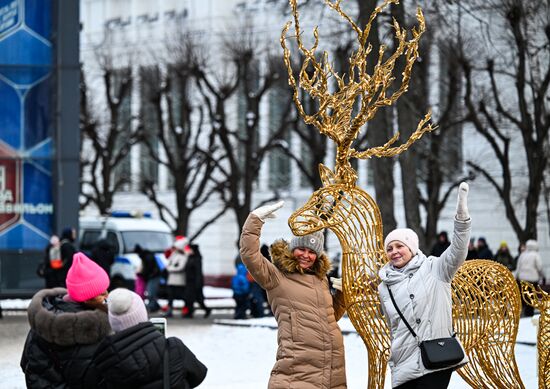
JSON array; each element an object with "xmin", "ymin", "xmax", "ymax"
[{"xmin": 80, "ymin": 0, "xmax": 550, "ymax": 282}]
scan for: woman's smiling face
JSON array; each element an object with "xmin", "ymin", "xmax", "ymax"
[
  {"xmin": 292, "ymin": 247, "xmax": 317, "ymax": 270},
  {"xmin": 385, "ymin": 241, "xmax": 413, "ymax": 268}
]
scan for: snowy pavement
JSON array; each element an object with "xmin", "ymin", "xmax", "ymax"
[{"xmin": 0, "ymin": 290, "xmax": 540, "ymax": 388}]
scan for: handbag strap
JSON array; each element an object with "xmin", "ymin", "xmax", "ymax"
[
  {"xmin": 387, "ymin": 286, "xmax": 419, "ymax": 343},
  {"xmin": 164, "ymin": 339, "xmax": 170, "ymax": 389}
]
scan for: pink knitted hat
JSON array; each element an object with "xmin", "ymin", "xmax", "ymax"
[{"xmin": 66, "ymin": 252, "xmax": 110, "ymax": 302}]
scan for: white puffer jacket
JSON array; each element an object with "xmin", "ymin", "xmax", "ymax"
[
  {"xmin": 515, "ymin": 240, "xmax": 544, "ymax": 283},
  {"xmin": 166, "ymin": 250, "xmax": 188, "ymax": 286},
  {"xmin": 378, "ymin": 218, "xmax": 471, "ymax": 388}
]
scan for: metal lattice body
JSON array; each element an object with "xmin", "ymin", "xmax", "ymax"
[
  {"xmin": 281, "ymin": 0, "xmax": 525, "ymax": 387},
  {"xmin": 522, "ymin": 282, "xmax": 550, "ymax": 389}
]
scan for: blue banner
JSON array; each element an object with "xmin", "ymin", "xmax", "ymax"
[{"xmin": 0, "ymin": 0, "xmax": 53, "ymax": 250}]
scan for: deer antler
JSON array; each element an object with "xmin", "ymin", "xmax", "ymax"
[{"xmin": 281, "ymin": 0, "xmax": 434, "ymax": 185}]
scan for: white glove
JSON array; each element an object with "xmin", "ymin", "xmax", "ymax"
[
  {"xmin": 251, "ymin": 200, "xmax": 284, "ymax": 222},
  {"xmin": 456, "ymin": 182, "xmax": 470, "ymax": 221},
  {"xmin": 330, "ymin": 277, "xmax": 342, "ymax": 292}
]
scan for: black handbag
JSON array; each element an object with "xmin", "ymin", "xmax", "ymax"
[{"xmin": 387, "ymin": 286, "xmax": 464, "ymax": 369}]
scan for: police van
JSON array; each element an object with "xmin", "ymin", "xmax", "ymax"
[{"xmin": 79, "ymin": 211, "xmax": 173, "ymax": 286}]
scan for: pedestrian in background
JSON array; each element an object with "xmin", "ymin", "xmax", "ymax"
[
  {"xmin": 231, "ymin": 263, "xmax": 251, "ymax": 320},
  {"xmin": 184, "ymin": 244, "xmax": 211, "ymax": 319},
  {"xmin": 93, "ymin": 288, "xmax": 207, "ymax": 388},
  {"xmin": 240, "ymin": 201, "xmax": 347, "ymax": 388},
  {"xmin": 513, "ymin": 242, "xmax": 526, "ymax": 271},
  {"xmin": 476, "ymin": 237, "xmax": 493, "ymax": 259},
  {"xmin": 42, "ymin": 235, "xmax": 65, "ymax": 288},
  {"xmin": 494, "ymin": 241, "xmax": 514, "ymax": 270},
  {"xmin": 515, "ymin": 239, "xmax": 545, "ymax": 317},
  {"xmin": 20, "ymin": 252, "xmax": 111, "ymax": 388},
  {"xmin": 59, "ymin": 227, "xmax": 77, "ymax": 285},
  {"xmin": 466, "ymin": 238, "xmax": 478, "ymax": 260},
  {"xmin": 378, "ymin": 183, "xmax": 470, "ymax": 388},
  {"xmin": 136, "ymin": 244, "xmax": 162, "ymax": 313},
  {"xmin": 164, "ymin": 238, "xmax": 189, "ymax": 318},
  {"xmin": 91, "ymin": 239, "xmax": 116, "ymax": 277},
  {"xmin": 430, "ymin": 231, "xmax": 450, "ymax": 257}
]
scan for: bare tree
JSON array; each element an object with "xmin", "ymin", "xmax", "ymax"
[
  {"xmin": 138, "ymin": 36, "xmax": 229, "ymax": 239},
  {"xmin": 458, "ymin": 0, "xmax": 549, "ymax": 243},
  {"xmin": 390, "ymin": 1, "xmax": 472, "ymax": 250},
  {"xmin": 194, "ymin": 32, "xmax": 294, "ymax": 238},
  {"xmin": 356, "ymin": 0, "xmax": 398, "ymax": 233},
  {"xmin": 80, "ymin": 55, "xmax": 139, "ymax": 214}
]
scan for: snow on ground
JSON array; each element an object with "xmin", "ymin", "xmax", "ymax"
[{"xmin": 0, "ymin": 291, "xmax": 540, "ymax": 388}]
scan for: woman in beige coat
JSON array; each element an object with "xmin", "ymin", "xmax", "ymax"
[{"xmin": 239, "ymin": 201, "xmax": 347, "ymax": 389}]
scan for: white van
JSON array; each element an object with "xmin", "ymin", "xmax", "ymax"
[{"xmin": 79, "ymin": 212, "xmax": 173, "ymax": 284}]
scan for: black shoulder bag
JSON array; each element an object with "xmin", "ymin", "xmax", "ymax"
[{"xmin": 387, "ymin": 286, "xmax": 464, "ymax": 370}]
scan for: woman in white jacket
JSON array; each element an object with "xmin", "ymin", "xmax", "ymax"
[
  {"xmin": 377, "ymin": 183, "xmax": 471, "ymax": 389},
  {"xmin": 515, "ymin": 239, "xmax": 545, "ymax": 316}
]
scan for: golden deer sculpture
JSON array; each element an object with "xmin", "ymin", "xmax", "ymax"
[
  {"xmin": 282, "ymin": 0, "xmax": 524, "ymax": 388},
  {"xmin": 522, "ymin": 282, "xmax": 550, "ymax": 389}
]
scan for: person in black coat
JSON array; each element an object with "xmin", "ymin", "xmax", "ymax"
[
  {"xmin": 136, "ymin": 244, "xmax": 163, "ymax": 312},
  {"xmin": 20, "ymin": 252, "xmax": 111, "ymax": 388},
  {"xmin": 476, "ymin": 237, "xmax": 494, "ymax": 259},
  {"xmin": 429, "ymin": 231, "xmax": 451, "ymax": 257},
  {"xmin": 183, "ymin": 244, "xmax": 211, "ymax": 318},
  {"xmin": 94, "ymin": 288, "xmax": 207, "ymax": 388},
  {"xmin": 60, "ymin": 227, "xmax": 77, "ymax": 285},
  {"xmin": 91, "ymin": 239, "xmax": 116, "ymax": 276}
]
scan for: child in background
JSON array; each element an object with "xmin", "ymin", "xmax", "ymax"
[
  {"xmin": 231, "ymin": 263, "xmax": 251, "ymax": 319},
  {"xmin": 93, "ymin": 288, "xmax": 207, "ymax": 388}
]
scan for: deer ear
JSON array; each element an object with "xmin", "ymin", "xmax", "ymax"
[{"xmin": 319, "ymin": 164, "xmax": 336, "ymax": 186}]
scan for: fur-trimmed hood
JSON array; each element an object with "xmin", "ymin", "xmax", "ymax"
[
  {"xmin": 270, "ymin": 239, "xmax": 332, "ymax": 279},
  {"xmin": 27, "ymin": 287, "xmax": 111, "ymax": 346}
]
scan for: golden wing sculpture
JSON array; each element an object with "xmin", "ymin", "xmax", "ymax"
[
  {"xmin": 282, "ymin": 1, "xmax": 525, "ymax": 388},
  {"xmin": 521, "ymin": 282, "xmax": 550, "ymax": 389}
]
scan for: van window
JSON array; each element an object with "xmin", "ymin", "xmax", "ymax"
[
  {"xmin": 105, "ymin": 231, "xmax": 120, "ymax": 254},
  {"xmin": 80, "ymin": 230, "xmax": 102, "ymax": 252},
  {"xmin": 121, "ymin": 231, "xmax": 173, "ymax": 253}
]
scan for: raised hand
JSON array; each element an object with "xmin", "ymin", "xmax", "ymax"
[
  {"xmin": 456, "ymin": 182, "xmax": 470, "ymax": 221},
  {"xmin": 251, "ymin": 200, "xmax": 285, "ymax": 222}
]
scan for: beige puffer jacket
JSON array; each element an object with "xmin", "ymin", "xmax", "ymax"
[{"xmin": 240, "ymin": 214, "xmax": 347, "ymax": 389}]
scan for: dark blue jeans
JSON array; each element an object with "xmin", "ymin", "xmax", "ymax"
[
  {"xmin": 146, "ymin": 276, "xmax": 161, "ymax": 311},
  {"xmin": 233, "ymin": 294, "xmax": 250, "ymax": 319}
]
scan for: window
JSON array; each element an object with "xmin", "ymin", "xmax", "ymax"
[
  {"xmin": 80, "ymin": 230, "xmax": 102, "ymax": 252},
  {"xmin": 121, "ymin": 231, "xmax": 173, "ymax": 253}
]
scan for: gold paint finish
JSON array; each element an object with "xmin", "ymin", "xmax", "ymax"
[
  {"xmin": 282, "ymin": 1, "xmax": 525, "ymax": 388},
  {"xmin": 522, "ymin": 282, "xmax": 550, "ymax": 389}
]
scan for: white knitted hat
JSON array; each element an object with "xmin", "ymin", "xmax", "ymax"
[
  {"xmin": 384, "ymin": 228, "xmax": 419, "ymax": 256},
  {"xmin": 108, "ymin": 288, "xmax": 148, "ymax": 332}
]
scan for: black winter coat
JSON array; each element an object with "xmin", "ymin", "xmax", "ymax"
[
  {"xmin": 93, "ymin": 322, "xmax": 207, "ymax": 389},
  {"xmin": 20, "ymin": 288, "xmax": 111, "ymax": 388},
  {"xmin": 184, "ymin": 250, "xmax": 205, "ymax": 303}
]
